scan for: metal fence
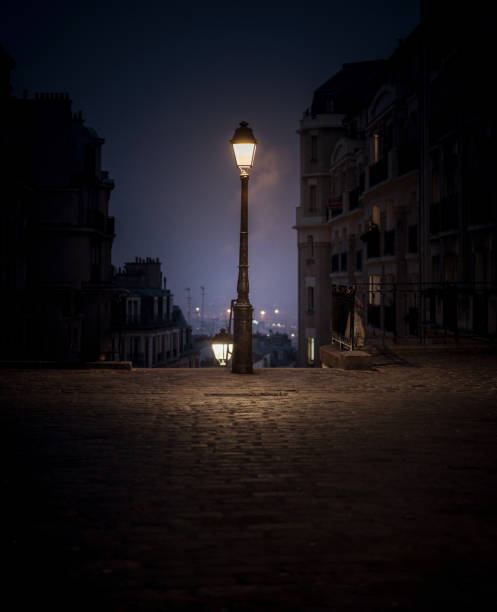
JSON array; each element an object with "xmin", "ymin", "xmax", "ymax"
[{"xmin": 331, "ymin": 282, "xmax": 497, "ymax": 350}]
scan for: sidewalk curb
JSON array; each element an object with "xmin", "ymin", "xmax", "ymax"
[{"xmin": 0, "ymin": 361, "xmax": 133, "ymax": 370}]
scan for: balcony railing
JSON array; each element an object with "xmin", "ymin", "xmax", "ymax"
[{"xmin": 369, "ymin": 156, "xmax": 388, "ymax": 187}]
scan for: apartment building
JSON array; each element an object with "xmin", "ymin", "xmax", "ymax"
[
  {"xmin": 0, "ymin": 47, "xmax": 116, "ymax": 362},
  {"xmin": 296, "ymin": 7, "xmax": 496, "ymax": 365},
  {"xmin": 113, "ymin": 258, "xmax": 197, "ymax": 368}
]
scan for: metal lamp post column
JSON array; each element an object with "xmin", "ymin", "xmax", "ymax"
[{"xmin": 232, "ymin": 170, "xmax": 253, "ymax": 373}]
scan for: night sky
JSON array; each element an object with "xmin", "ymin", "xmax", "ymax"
[{"xmin": 2, "ymin": 1, "xmax": 419, "ymax": 323}]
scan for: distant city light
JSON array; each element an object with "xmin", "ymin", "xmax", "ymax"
[
  {"xmin": 291, "ymin": 333, "xmax": 295, "ymax": 338},
  {"xmin": 260, "ymin": 310, "xmax": 266, "ymax": 316},
  {"xmin": 253, "ymin": 320, "xmax": 258, "ymax": 325},
  {"xmin": 195, "ymin": 307, "xmax": 200, "ymax": 312},
  {"xmin": 274, "ymin": 309, "xmax": 279, "ymax": 314},
  {"xmin": 226, "ymin": 308, "xmax": 231, "ymax": 313}
]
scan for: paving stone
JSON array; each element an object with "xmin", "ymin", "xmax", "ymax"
[{"xmin": 1, "ymin": 353, "xmax": 497, "ymax": 610}]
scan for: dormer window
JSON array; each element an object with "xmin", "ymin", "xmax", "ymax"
[{"xmin": 326, "ymin": 98, "xmax": 335, "ymax": 113}]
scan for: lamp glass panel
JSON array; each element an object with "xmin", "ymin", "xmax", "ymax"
[
  {"xmin": 212, "ymin": 342, "xmax": 233, "ymax": 365},
  {"xmin": 233, "ymin": 143, "xmax": 256, "ymax": 168}
]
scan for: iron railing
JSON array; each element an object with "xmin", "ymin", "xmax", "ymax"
[{"xmin": 331, "ymin": 281, "xmax": 497, "ymax": 350}]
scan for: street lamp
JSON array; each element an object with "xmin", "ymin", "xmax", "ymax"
[
  {"xmin": 212, "ymin": 328, "xmax": 233, "ymax": 366},
  {"xmin": 230, "ymin": 121, "xmax": 257, "ymax": 374}
]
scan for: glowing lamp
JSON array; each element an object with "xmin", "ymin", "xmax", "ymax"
[
  {"xmin": 230, "ymin": 121, "xmax": 257, "ymax": 171},
  {"xmin": 212, "ymin": 328, "xmax": 233, "ymax": 366}
]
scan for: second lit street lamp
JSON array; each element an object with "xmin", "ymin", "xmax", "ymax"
[{"xmin": 230, "ymin": 121, "xmax": 257, "ymax": 374}]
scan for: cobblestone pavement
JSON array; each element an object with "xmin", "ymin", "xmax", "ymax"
[{"xmin": 2, "ymin": 351, "xmax": 497, "ymax": 611}]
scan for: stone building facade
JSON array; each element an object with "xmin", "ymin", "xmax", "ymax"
[
  {"xmin": 113, "ymin": 258, "xmax": 197, "ymax": 368},
  {"xmin": 296, "ymin": 7, "xmax": 496, "ymax": 365}
]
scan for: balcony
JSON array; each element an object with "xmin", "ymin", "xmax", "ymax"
[{"xmin": 369, "ymin": 156, "xmax": 388, "ymax": 187}]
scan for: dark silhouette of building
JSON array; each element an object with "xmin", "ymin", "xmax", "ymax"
[
  {"xmin": 252, "ymin": 331, "xmax": 296, "ymax": 367},
  {"xmin": 112, "ymin": 258, "xmax": 197, "ymax": 367},
  {"xmin": 0, "ymin": 46, "xmax": 116, "ymax": 362}
]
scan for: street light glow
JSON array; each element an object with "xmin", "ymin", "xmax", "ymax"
[{"xmin": 230, "ymin": 122, "xmax": 257, "ymax": 170}]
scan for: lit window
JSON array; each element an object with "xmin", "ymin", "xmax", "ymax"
[
  {"xmin": 371, "ymin": 133, "xmax": 381, "ymax": 163},
  {"xmin": 307, "ymin": 337, "xmax": 315, "ymax": 364}
]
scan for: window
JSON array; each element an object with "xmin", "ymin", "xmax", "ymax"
[
  {"xmin": 356, "ymin": 250, "xmax": 363, "ymax": 271},
  {"xmin": 331, "ymin": 254, "xmax": 339, "ymax": 272},
  {"xmin": 162, "ymin": 297, "xmax": 168, "ymax": 319},
  {"xmin": 432, "ymin": 169, "xmax": 440, "ymax": 203},
  {"xmin": 368, "ymin": 274, "xmax": 381, "ymax": 306},
  {"xmin": 444, "ymin": 254, "xmax": 457, "ymax": 282},
  {"xmin": 153, "ymin": 296, "xmax": 159, "ymax": 318},
  {"xmin": 307, "ymin": 235, "xmax": 314, "ymax": 260},
  {"xmin": 307, "ymin": 287, "xmax": 314, "ymax": 312},
  {"xmin": 311, "ymin": 135, "xmax": 317, "ymax": 161},
  {"xmin": 372, "ymin": 204, "xmax": 381, "ymax": 227},
  {"xmin": 126, "ymin": 297, "xmax": 140, "ymax": 324},
  {"xmin": 408, "ymin": 225, "xmax": 418, "ymax": 253},
  {"xmin": 326, "ymin": 97, "xmax": 334, "ymax": 113},
  {"xmin": 340, "ymin": 252, "xmax": 348, "ymax": 271},
  {"xmin": 384, "ymin": 229, "xmax": 395, "ymax": 255},
  {"xmin": 307, "ymin": 337, "xmax": 315, "ymax": 365},
  {"xmin": 309, "ymin": 185, "xmax": 317, "ymax": 212},
  {"xmin": 371, "ymin": 133, "xmax": 381, "ymax": 163},
  {"xmin": 432, "ymin": 255, "xmax": 440, "ymax": 281}
]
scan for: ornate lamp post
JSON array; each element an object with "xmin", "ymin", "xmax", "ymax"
[{"xmin": 230, "ymin": 121, "xmax": 257, "ymax": 374}]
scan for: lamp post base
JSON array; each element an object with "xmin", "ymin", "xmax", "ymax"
[{"xmin": 232, "ymin": 302, "xmax": 253, "ymax": 374}]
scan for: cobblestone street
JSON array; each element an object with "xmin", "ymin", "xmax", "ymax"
[{"xmin": 2, "ymin": 351, "xmax": 497, "ymax": 610}]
